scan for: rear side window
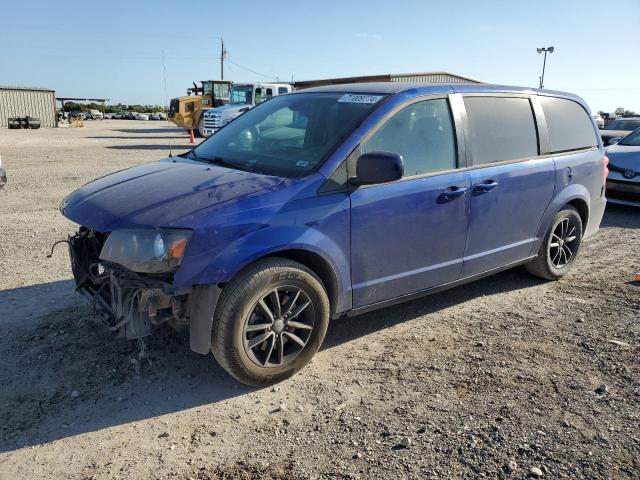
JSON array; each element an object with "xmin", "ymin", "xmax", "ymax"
[
  {"xmin": 464, "ymin": 97, "xmax": 538, "ymax": 165},
  {"xmin": 540, "ymin": 96, "xmax": 598, "ymax": 153},
  {"xmin": 278, "ymin": 87, "xmax": 289, "ymax": 94}
]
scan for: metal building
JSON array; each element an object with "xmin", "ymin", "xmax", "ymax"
[
  {"xmin": 293, "ymin": 71, "xmax": 483, "ymax": 89},
  {"xmin": 0, "ymin": 86, "xmax": 57, "ymax": 128}
]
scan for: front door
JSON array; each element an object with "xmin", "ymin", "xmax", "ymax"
[{"xmin": 350, "ymin": 97, "xmax": 471, "ymax": 307}]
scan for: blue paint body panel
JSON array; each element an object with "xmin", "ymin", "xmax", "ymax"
[{"xmin": 61, "ymin": 82, "xmax": 606, "ymax": 318}]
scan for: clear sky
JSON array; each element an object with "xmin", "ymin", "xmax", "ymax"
[{"xmin": 1, "ymin": 0, "xmax": 638, "ymax": 112}]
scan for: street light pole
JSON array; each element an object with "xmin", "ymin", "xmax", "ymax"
[{"xmin": 536, "ymin": 46, "xmax": 554, "ymax": 89}]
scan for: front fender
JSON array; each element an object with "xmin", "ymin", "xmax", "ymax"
[{"xmin": 173, "ymin": 191, "xmax": 352, "ymax": 314}]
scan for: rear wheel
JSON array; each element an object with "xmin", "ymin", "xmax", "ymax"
[
  {"xmin": 210, "ymin": 258, "xmax": 330, "ymax": 386},
  {"xmin": 526, "ymin": 206, "xmax": 583, "ymax": 280}
]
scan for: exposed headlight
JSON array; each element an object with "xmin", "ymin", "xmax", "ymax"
[{"xmin": 99, "ymin": 229, "xmax": 192, "ymax": 273}]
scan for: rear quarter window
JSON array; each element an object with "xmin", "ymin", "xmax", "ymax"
[
  {"xmin": 464, "ymin": 96, "xmax": 539, "ymax": 165},
  {"xmin": 540, "ymin": 96, "xmax": 598, "ymax": 153}
]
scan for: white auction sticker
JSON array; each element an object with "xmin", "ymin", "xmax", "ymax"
[{"xmin": 337, "ymin": 94, "xmax": 383, "ymax": 104}]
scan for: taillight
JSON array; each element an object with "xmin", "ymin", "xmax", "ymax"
[{"xmin": 602, "ymin": 155, "xmax": 609, "ymax": 185}]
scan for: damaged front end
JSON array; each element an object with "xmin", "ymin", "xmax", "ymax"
[{"xmin": 68, "ymin": 227, "xmax": 192, "ymax": 341}]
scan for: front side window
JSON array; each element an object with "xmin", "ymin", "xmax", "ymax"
[
  {"xmin": 193, "ymin": 92, "xmax": 384, "ymax": 177},
  {"xmin": 464, "ymin": 96, "xmax": 538, "ymax": 165},
  {"xmin": 540, "ymin": 96, "xmax": 598, "ymax": 153},
  {"xmin": 362, "ymin": 99, "xmax": 457, "ymax": 177}
]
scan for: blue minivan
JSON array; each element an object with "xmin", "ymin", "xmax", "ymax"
[{"xmin": 62, "ymin": 83, "xmax": 608, "ymax": 385}]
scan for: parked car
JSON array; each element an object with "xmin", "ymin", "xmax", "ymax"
[
  {"xmin": 592, "ymin": 112, "xmax": 604, "ymax": 129},
  {"xmin": 69, "ymin": 110, "xmax": 86, "ymax": 120},
  {"xmin": 600, "ymin": 118, "xmax": 640, "ymax": 145},
  {"xmin": 136, "ymin": 113, "xmax": 150, "ymax": 120},
  {"xmin": 61, "ymin": 83, "xmax": 607, "ymax": 386},
  {"xmin": 86, "ymin": 109, "xmax": 103, "ymax": 120},
  {"xmin": 0, "ymin": 157, "xmax": 6, "ymax": 190},
  {"xmin": 126, "ymin": 112, "xmax": 139, "ymax": 120},
  {"xmin": 149, "ymin": 112, "xmax": 165, "ymax": 120},
  {"xmin": 605, "ymin": 126, "xmax": 640, "ymax": 206}
]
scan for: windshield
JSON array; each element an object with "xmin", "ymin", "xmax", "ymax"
[
  {"xmin": 230, "ymin": 85, "xmax": 253, "ymax": 105},
  {"xmin": 619, "ymin": 127, "xmax": 640, "ymax": 146},
  {"xmin": 192, "ymin": 92, "xmax": 386, "ymax": 177},
  {"xmin": 605, "ymin": 120, "xmax": 640, "ymax": 131}
]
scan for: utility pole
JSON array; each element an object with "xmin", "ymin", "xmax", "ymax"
[
  {"xmin": 220, "ymin": 39, "xmax": 229, "ymax": 80},
  {"xmin": 536, "ymin": 46, "xmax": 554, "ymax": 89}
]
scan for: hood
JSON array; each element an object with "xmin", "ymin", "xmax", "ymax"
[
  {"xmin": 211, "ymin": 104, "xmax": 251, "ymax": 116},
  {"xmin": 606, "ymin": 144, "xmax": 640, "ymax": 170},
  {"xmin": 61, "ymin": 157, "xmax": 284, "ymax": 231}
]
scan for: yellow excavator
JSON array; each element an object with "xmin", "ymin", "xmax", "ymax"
[{"xmin": 169, "ymin": 80, "xmax": 232, "ymax": 136}]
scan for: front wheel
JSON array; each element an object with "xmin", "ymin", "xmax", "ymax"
[
  {"xmin": 196, "ymin": 116, "xmax": 205, "ymax": 138},
  {"xmin": 210, "ymin": 258, "xmax": 330, "ymax": 386},
  {"xmin": 526, "ymin": 206, "xmax": 583, "ymax": 280}
]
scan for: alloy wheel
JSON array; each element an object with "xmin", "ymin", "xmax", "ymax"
[
  {"xmin": 548, "ymin": 217, "xmax": 579, "ymax": 268},
  {"xmin": 243, "ymin": 286, "xmax": 315, "ymax": 368}
]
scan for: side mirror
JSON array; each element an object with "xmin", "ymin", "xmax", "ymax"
[
  {"xmin": 353, "ymin": 151, "xmax": 404, "ymax": 186},
  {"xmin": 608, "ymin": 137, "xmax": 622, "ymax": 145}
]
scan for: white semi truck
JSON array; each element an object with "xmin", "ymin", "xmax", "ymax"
[{"xmin": 200, "ymin": 82, "xmax": 293, "ymax": 137}]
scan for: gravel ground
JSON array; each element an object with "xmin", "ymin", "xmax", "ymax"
[{"xmin": 0, "ymin": 121, "xmax": 638, "ymax": 479}]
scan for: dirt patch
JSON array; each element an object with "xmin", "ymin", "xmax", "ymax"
[{"xmin": 0, "ymin": 122, "xmax": 638, "ymax": 479}]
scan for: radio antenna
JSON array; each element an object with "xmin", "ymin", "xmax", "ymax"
[{"xmin": 161, "ymin": 50, "xmax": 173, "ymax": 158}]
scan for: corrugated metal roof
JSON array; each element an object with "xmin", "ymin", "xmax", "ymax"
[
  {"xmin": 0, "ymin": 85, "xmax": 55, "ymax": 92},
  {"xmin": 294, "ymin": 72, "xmax": 483, "ymax": 89}
]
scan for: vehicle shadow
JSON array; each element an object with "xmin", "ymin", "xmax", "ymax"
[
  {"xmin": 0, "ymin": 281, "xmax": 251, "ymax": 452},
  {"xmin": 601, "ymin": 203, "xmax": 640, "ymax": 229},
  {"xmin": 323, "ymin": 267, "xmax": 542, "ymax": 349},
  {"xmin": 0, "ymin": 267, "xmax": 541, "ymax": 453}
]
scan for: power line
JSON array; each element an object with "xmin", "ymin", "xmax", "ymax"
[{"xmin": 226, "ymin": 59, "xmax": 273, "ymax": 79}]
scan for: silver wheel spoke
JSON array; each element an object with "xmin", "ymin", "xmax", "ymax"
[
  {"xmin": 248, "ymin": 331, "xmax": 272, "ymax": 349},
  {"xmin": 245, "ymin": 322, "xmax": 272, "ymax": 333},
  {"xmin": 288, "ymin": 300, "xmax": 311, "ymax": 319},
  {"xmin": 283, "ymin": 290, "xmax": 301, "ymax": 316},
  {"xmin": 257, "ymin": 299, "xmax": 274, "ymax": 323},
  {"xmin": 269, "ymin": 288, "xmax": 281, "ymax": 317},
  {"xmin": 287, "ymin": 320, "xmax": 313, "ymax": 330},
  {"xmin": 283, "ymin": 331, "xmax": 306, "ymax": 348},
  {"xmin": 565, "ymin": 235, "xmax": 576, "ymax": 243},
  {"xmin": 263, "ymin": 334, "xmax": 276, "ymax": 366},
  {"xmin": 277, "ymin": 335, "xmax": 284, "ymax": 364}
]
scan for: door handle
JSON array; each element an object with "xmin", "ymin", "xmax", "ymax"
[
  {"xmin": 473, "ymin": 180, "xmax": 499, "ymax": 193},
  {"xmin": 439, "ymin": 186, "xmax": 468, "ymax": 201}
]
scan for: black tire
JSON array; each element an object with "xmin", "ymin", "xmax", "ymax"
[
  {"xmin": 211, "ymin": 258, "xmax": 330, "ymax": 386},
  {"xmin": 525, "ymin": 205, "xmax": 583, "ymax": 280},
  {"xmin": 195, "ymin": 116, "xmax": 204, "ymax": 138}
]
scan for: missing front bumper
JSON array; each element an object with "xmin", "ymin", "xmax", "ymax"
[{"xmin": 68, "ymin": 228, "xmax": 190, "ymax": 340}]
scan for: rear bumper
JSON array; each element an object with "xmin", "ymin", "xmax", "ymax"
[{"xmin": 584, "ymin": 193, "xmax": 607, "ymax": 239}]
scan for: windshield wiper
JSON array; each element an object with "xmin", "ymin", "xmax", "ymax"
[{"xmin": 203, "ymin": 156, "xmax": 252, "ymax": 172}]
